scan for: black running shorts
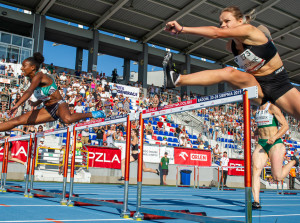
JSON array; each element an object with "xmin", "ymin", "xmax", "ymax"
[{"xmin": 255, "ymin": 66, "xmax": 294, "ymax": 105}]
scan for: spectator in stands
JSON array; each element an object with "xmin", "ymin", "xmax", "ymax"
[
  {"xmin": 179, "ymin": 134, "xmax": 186, "ymax": 147},
  {"xmin": 104, "ymin": 83, "xmax": 110, "ymax": 92},
  {"xmin": 145, "ymin": 122, "xmax": 154, "ymax": 138},
  {"xmin": 119, "ymin": 129, "xmax": 159, "ymax": 181},
  {"xmin": 186, "ymin": 140, "xmax": 192, "ymax": 148},
  {"xmin": 112, "ymin": 99, "xmax": 119, "ymax": 116},
  {"xmin": 115, "ymin": 129, "xmax": 123, "ymax": 141},
  {"xmin": 166, "ymin": 114, "xmax": 174, "ymax": 123},
  {"xmin": 175, "ymin": 125, "xmax": 181, "ymax": 138},
  {"xmin": 161, "ymin": 136, "xmax": 168, "ymax": 145},
  {"xmin": 213, "ymin": 144, "xmax": 221, "ymax": 162},
  {"xmin": 220, "ymin": 151, "xmax": 229, "ymax": 188},
  {"xmin": 103, "ymin": 97, "xmax": 112, "ymax": 115},
  {"xmin": 157, "ymin": 118, "xmax": 164, "ymax": 132},
  {"xmin": 10, "ymin": 55, "xmax": 17, "ymax": 63},
  {"xmin": 7, "ymin": 65, "xmax": 14, "ymax": 77},
  {"xmin": 81, "ymin": 127, "xmax": 90, "ymax": 145},
  {"xmin": 0, "ymin": 60, "xmax": 6, "ymax": 75},
  {"xmin": 160, "ymin": 152, "xmax": 169, "ymax": 185},
  {"xmin": 123, "ymin": 97, "xmax": 130, "ymax": 113},
  {"xmin": 106, "ymin": 125, "xmax": 116, "ymax": 147},
  {"xmin": 41, "ymin": 66, "xmax": 47, "ymax": 74},
  {"xmin": 112, "ymin": 69, "xmax": 118, "ymax": 83},
  {"xmin": 47, "ymin": 63, "xmax": 54, "ymax": 74},
  {"xmin": 94, "ymin": 126, "xmax": 104, "ymax": 146},
  {"xmin": 202, "ymin": 121, "xmax": 208, "ymax": 137},
  {"xmin": 74, "ymin": 68, "xmax": 81, "ymax": 77},
  {"xmin": 111, "ymin": 83, "xmax": 118, "ymax": 98},
  {"xmin": 198, "ymin": 141, "xmax": 205, "ymax": 150}
]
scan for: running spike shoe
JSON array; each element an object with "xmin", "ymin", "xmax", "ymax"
[
  {"xmin": 252, "ymin": 202, "xmax": 261, "ymax": 209},
  {"xmin": 162, "ymin": 52, "xmax": 180, "ymax": 89},
  {"xmin": 92, "ymin": 111, "xmax": 106, "ymax": 119},
  {"xmin": 156, "ymin": 169, "xmax": 160, "ymax": 176}
]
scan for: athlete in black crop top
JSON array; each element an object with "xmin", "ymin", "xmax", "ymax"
[
  {"xmin": 163, "ymin": 6, "xmax": 300, "ymax": 120},
  {"xmin": 118, "ymin": 129, "xmax": 159, "ymax": 181}
]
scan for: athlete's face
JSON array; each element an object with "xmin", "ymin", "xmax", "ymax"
[
  {"xmin": 21, "ymin": 60, "xmax": 35, "ymax": 76},
  {"xmin": 219, "ymin": 12, "xmax": 243, "ymax": 29}
]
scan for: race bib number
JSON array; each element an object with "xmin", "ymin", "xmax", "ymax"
[{"xmin": 234, "ymin": 49, "xmax": 265, "ymax": 72}]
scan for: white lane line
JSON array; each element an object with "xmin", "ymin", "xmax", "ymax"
[
  {"xmin": 0, "ymin": 205, "xmax": 62, "ymax": 207},
  {"xmin": 217, "ymin": 213, "xmax": 300, "ymax": 218},
  {"xmin": 0, "ymin": 219, "xmax": 131, "ymax": 223}
]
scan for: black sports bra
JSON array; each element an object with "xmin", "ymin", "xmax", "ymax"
[
  {"xmin": 132, "ymin": 144, "xmax": 139, "ymax": 151},
  {"xmin": 231, "ymin": 40, "xmax": 277, "ymax": 73}
]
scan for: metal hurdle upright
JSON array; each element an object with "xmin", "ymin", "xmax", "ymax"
[{"xmin": 132, "ymin": 86, "xmax": 258, "ymax": 223}]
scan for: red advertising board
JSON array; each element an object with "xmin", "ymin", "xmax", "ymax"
[
  {"xmin": 0, "ymin": 141, "xmax": 28, "ymax": 162},
  {"xmin": 85, "ymin": 145, "xmax": 121, "ymax": 169},
  {"xmin": 174, "ymin": 147, "xmax": 211, "ymax": 166},
  {"xmin": 228, "ymin": 159, "xmax": 244, "ymax": 176}
]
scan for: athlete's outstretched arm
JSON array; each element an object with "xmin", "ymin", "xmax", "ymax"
[{"xmin": 10, "ymin": 73, "xmax": 43, "ymax": 115}]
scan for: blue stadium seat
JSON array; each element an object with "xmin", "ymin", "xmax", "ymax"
[
  {"xmin": 171, "ymin": 124, "xmax": 176, "ymax": 127},
  {"xmin": 168, "ymin": 138, "xmax": 173, "ymax": 142},
  {"xmin": 149, "ymin": 120, "xmax": 153, "ymax": 124},
  {"xmin": 168, "ymin": 143, "xmax": 173, "ymax": 146},
  {"xmin": 157, "ymin": 136, "xmax": 163, "ymax": 141},
  {"xmin": 168, "ymin": 132, "xmax": 174, "ymax": 137},
  {"xmin": 153, "ymin": 121, "xmax": 157, "ymax": 125},
  {"xmin": 220, "ymin": 138, "xmax": 225, "ymax": 142},
  {"xmin": 158, "ymin": 131, "xmax": 164, "ymax": 135},
  {"xmin": 192, "ymin": 135, "xmax": 197, "ymax": 139},
  {"xmin": 193, "ymin": 145, "xmax": 198, "ymax": 148},
  {"xmin": 164, "ymin": 132, "xmax": 169, "ymax": 136},
  {"xmin": 154, "ymin": 130, "xmax": 158, "ymax": 134},
  {"xmin": 144, "ymin": 120, "xmax": 148, "ymax": 124},
  {"xmin": 173, "ymin": 138, "xmax": 179, "ymax": 143},
  {"xmin": 154, "ymin": 118, "xmax": 160, "ymax": 122}
]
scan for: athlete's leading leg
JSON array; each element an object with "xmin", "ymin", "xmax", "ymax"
[
  {"xmin": 57, "ymin": 103, "xmax": 104, "ymax": 124},
  {"xmin": 0, "ymin": 108, "xmax": 55, "ymax": 132},
  {"xmin": 252, "ymin": 145, "xmax": 268, "ymax": 205},
  {"xmin": 163, "ymin": 53, "xmax": 264, "ymax": 105},
  {"xmin": 269, "ymin": 144, "xmax": 296, "ymax": 181}
]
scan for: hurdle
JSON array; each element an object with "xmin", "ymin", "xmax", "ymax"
[
  {"xmin": 175, "ymin": 165, "xmax": 197, "ymax": 188},
  {"xmin": 0, "ymin": 134, "xmax": 33, "ymax": 195},
  {"xmin": 133, "ymin": 87, "xmax": 257, "ymax": 223},
  {"xmin": 66, "ymin": 114, "xmax": 136, "ymax": 216},
  {"xmin": 197, "ymin": 166, "xmax": 219, "ymax": 189},
  {"xmin": 218, "ymin": 166, "xmax": 245, "ymax": 191},
  {"xmin": 0, "ymin": 127, "xmax": 78, "ymax": 203}
]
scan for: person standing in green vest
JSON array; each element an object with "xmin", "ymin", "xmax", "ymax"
[{"xmin": 160, "ymin": 152, "xmax": 169, "ymax": 185}]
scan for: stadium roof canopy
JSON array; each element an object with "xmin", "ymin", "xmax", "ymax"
[{"xmin": 1, "ymin": 0, "xmax": 300, "ymax": 82}]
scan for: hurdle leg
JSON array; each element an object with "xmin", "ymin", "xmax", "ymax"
[
  {"xmin": 133, "ymin": 113, "xmax": 144, "ymax": 221},
  {"xmin": 61, "ymin": 127, "xmax": 72, "ymax": 205},
  {"xmin": 28, "ymin": 135, "xmax": 37, "ymax": 198},
  {"xmin": 120, "ymin": 115, "xmax": 131, "ymax": 218},
  {"xmin": 24, "ymin": 135, "xmax": 34, "ymax": 198},
  {"xmin": 0, "ymin": 140, "xmax": 8, "ymax": 192}
]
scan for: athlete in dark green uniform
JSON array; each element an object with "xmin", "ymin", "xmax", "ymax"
[{"xmin": 252, "ymin": 102, "xmax": 299, "ymax": 209}]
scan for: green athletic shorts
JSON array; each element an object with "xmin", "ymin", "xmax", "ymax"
[{"xmin": 258, "ymin": 138, "xmax": 283, "ymax": 154}]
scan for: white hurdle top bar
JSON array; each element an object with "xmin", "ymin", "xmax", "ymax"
[{"xmin": 142, "ymin": 86, "xmax": 258, "ymax": 119}]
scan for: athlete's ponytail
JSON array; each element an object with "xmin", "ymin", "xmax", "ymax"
[{"xmin": 26, "ymin": 52, "xmax": 45, "ymax": 71}]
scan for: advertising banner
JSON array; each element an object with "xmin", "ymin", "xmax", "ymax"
[
  {"xmin": 107, "ymin": 82, "xmax": 139, "ymax": 99},
  {"xmin": 228, "ymin": 159, "xmax": 244, "ymax": 176},
  {"xmin": 174, "ymin": 148, "xmax": 211, "ymax": 166},
  {"xmin": 0, "ymin": 141, "xmax": 28, "ymax": 162},
  {"xmin": 85, "ymin": 145, "xmax": 121, "ymax": 169}
]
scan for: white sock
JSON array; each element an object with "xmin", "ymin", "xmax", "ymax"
[{"xmin": 174, "ymin": 73, "xmax": 181, "ymax": 86}]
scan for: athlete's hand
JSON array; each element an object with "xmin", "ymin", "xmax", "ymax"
[
  {"xmin": 165, "ymin": 21, "xmax": 183, "ymax": 35},
  {"xmin": 9, "ymin": 106, "xmax": 18, "ymax": 117},
  {"xmin": 267, "ymin": 136, "xmax": 276, "ymax": 145}
]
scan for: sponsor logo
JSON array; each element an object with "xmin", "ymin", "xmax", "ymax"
[
  {"xmin": 89, "ymin": 152, "xmax": 120, "ymax": 163},
  {"xmin": 179, "ymin": 152, "xmax": 188, "ymax": 160},
  {"xmin": 191, "ymin": 154, "xmax": 207, "ymax": 161},
  {"xmin": 230, "ymin": 163, "xmax": 244, "ymax": 171}
]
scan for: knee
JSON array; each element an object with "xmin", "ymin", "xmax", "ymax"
[
  {"xmin": 60, "ymin": 116, "xmax": 72, "ymax": 124},
  {"xmin": 221, "ymin": 67, "xmax": 236, "ymax": 81}
]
